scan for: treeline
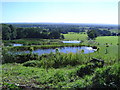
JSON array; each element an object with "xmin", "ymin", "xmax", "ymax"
[
  {"xmin": 2, "ymin": 24, "xmax": 64, "ymax": 40},
  {"xmin": 87, "ymin": 29, "xmax": 119, "ymax": 39},
  {"xmin": 11, "ymin": 23, "xmax": 118, "ymax": 34},
  {"xmin": 10, "ymin": 23, "xmax": 87, "ymax": 34},
  {"xmin": 2, "ymin": 23, "xmax": 119, "ymax": 40}
]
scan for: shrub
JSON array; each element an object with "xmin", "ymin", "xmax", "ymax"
[
  {"xmin": 2, "ymin": 48, "xmax": 16, "ymax": 63},
  {"xmin": 15, "ymin": 53, "xmax": 39, "ymax": 63},
  {"xmin": 91, "ymin": 63, "xmax": 120, "ymax": 88},
  {"xmin": 2, "ymin": 48, "xmax": 39, "ymax": 63},
  {"xmin": 92, "ymin": 46, "xmax": 97, "ymax": 49},
  {"xmin": 76, "ymin": 63, "xmax": 95, "ymax": 77},
  {"xmin": 23, "ymin": 60, "xmax": 41, "ymax": 67},
  {"xmin": 38, "ymin": 52, "xmax": 83, "ymax": 68},
  {"xmin": 75, "ymin": 60, "xmax": 104, "ymax": 77}
]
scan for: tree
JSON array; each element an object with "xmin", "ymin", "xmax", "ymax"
[
  {"xmin": 9, "ymin": 25, "xmax": 17, "ymax": 40},
  {"xmin": 87, "ymin": 30, "xmax": 98, "ymax": 40},
  {"xmin": 2, "ymin": 25, "xmax": 11, "ymax": 40},
  {"xmin": 49, "ymin": 30, "xmax": 61, "ymax": 39},
  {"xmin": 16, "ymin": 28, "xmax": 26, "ymax": 39}
]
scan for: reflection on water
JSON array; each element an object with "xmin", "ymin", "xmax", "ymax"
[
  {"xmin": 13, "ymin": 44, "xmax": 23, "ymax": 46},
  {"xmin": 62, "ymin": 41, "xmax": 81, "ymax": 43},
  {"xmin": 9, "ymin": 46, "xmax": 97, "ymax": 55}
]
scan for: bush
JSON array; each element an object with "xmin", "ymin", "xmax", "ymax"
[
  {"xmin": 91, "ymin": 63, "xmax": 120, "ymax": 88},
  {"xmin": 15, "ymin": 53, "xmax": 39, "ymax": 63},
  {"xmin": 2, "ymin": 48, "xmax": 16, "ymax": 63},
  {"xmin": 2, "ymin": 48, "xmax": 39, "ymax": 63},
  {"xmin": 23, "ymin": 60, "xmax": 41, "ymax": 67},
  {"xmin": 75, "ymin": 62, "xmax": 101, "ymax": 77},
  {"xmin": 92, "ymin": 46, "xmax": 97, "ymax": 49},
  {"xmin": 39, "ymin": 52, "xmax": 84, "ymax": 68}
]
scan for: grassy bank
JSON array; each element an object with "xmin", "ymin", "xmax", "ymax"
[
  {"xmin": 63, "ymin": 34, "xmax": 118, "ymax": 62},
  {"xmin": 4, "ymin": 43, "xmax": 88, "ymax": 51},
  {"xmin": 3, "ymin": 39, "xmax": 62, "ymax": 46}
]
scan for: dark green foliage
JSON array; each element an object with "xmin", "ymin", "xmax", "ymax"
[
  {"xmin": 2, "ymin": 48, "xmax": 39, "ymax": 63},
  {"xmin": 2, "ymin": 23, "xmax": 114, "ymax": 41},
  {"xmin": 92, "ymin": 46, "xmax": 97, "ymax": 49},
  {"xmin": 16, "ymin": 28, "xmax": 26, "ymax": 39},
  {"xmin": 92, "ymin": 63, "xmax": 120, "ymax": 88},
  {"xmin": 87, "ymin": 30, "xmax": 98, "ymax": 40},
  {"xmin": 2, "ymin": 24, "xmax": 63, "ymax": 40},
  {"xmin": 15, "ymin": 53, "xmax": 39, "ymax": 63},
  {"xmin": 23, "ymin": 60, "xmax": 41, "ymax": 67},
  {"xmin": 76, "ymin": 62, "xmax": 101, "ymax": 77},
  {"xmin": 2, "ymin": 24, "xmax": 17, "ymax": 40},
  {"xmin": 49, "ymin": 30, "xmax": 61, "ymax": 39},
  {"xmin": 87, "ymin": 29, "xmax": 112, "ymax": 40},
  {"xmin": 99, "ymin": 30, "xmax": 111, "ymax": 36},
  {"xmin": 39, "ymin": 52, "xmax": 85, "ymax": 68},
  {"xmin": 2, "ymin": 24, "xmax": 11, "ymax": 40},
  {"xmin": 9, "ymin": 25, "xmax": 17, "ymax": 39},
  {"xmin": 21, "ymin": 52, "xmax": 87, "ymax": 68},
  {"xmin": 76, "ymin": 64, "xmax": 95, "ymax": 77},
  {"xmin": 69, "ymin": 27, "xmax": 80, "ymax": 33},
  {"xmin": 60, "ymin": 35, "xmax": 64, "ymax": 39},
  {"xmin": 2, "ymin": 48, "xmax": 16, "ymax": 63},
  {"xmin": 18, "ymin": 27, "xmax": 60, "ymax": 39}
]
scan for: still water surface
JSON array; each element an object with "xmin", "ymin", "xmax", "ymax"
[
  {"xmin": 62, "ymin": 41, "xmax": 81, "ymax": 43},
  {"xmin": 10, "ymin": 46, "xmax": 97, "ymax": 55}
]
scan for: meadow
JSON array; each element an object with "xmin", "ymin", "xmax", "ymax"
[
  {"xmin": 1, "ymin": 32, "xmax": 120, "ymax": 89},
  {"xmin": 64, "ymin": 33, "xmax": 118, "ymax": 61},
  {"xmin": 64, "ymin": 32, "xmax": 87, "ymax": 41}
]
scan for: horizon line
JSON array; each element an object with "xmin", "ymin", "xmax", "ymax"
[{"xmin": 1, "ymin": 22, "xmax": 118, "ymax": 25}]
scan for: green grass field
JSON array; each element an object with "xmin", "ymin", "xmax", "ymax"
[
  {"xmin": 63, "ymin": 33, "xmax": 87, "ymax": 41},
  {"xmin": 64, "ymin": 33, "xmax": 118, "ymax": 62}
]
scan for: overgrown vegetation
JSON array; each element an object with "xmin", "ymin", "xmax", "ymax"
[{"xmin": 2, "ymin": 62, "xmax": 120, "ymax": 89}]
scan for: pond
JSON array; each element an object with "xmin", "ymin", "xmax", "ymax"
[
  {"xmin": 13, "ymin": 44, "xmax": 23, "ymax": 46},
  {"xmin": 9, "ymin": 46, "xmax": 97, "ymax": 55},
  {"xmin": 5, "ymin": 43, "xmax": 23, "ymax": 47},
  {"xmin": 62, "ymin": 41, "xmax": 81, "ymax": 43}
]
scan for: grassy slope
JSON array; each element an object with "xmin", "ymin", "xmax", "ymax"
[
  {"xmin": 64, "ymin": 33, "xmax": 118, "ymax": 63},
  {"xmin": 2, "ymin": 63, "xmax": 78, "ymax": 88},
  {"xmin": 93, "ymin": 36, "xmax": 118, "ymax": 63}
]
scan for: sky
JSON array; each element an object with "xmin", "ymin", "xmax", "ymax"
[{"xmin": 1, "ymin": 0, "xmax": 119, "ymax": 24}]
